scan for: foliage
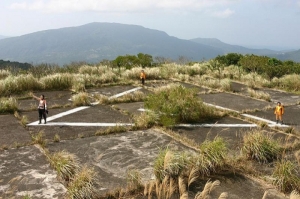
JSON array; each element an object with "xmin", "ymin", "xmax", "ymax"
[
  {"xmin": 145, "ymin": 85, "xmax": 219, "ymax": 126},
  {"xmin": 242, "ymin": 130, "xmax": 281, "ymax": 163},
  {"xmin": 198, "ymin": 137, "xmax": 228, "ymax": 173},
  {"xmin": 215, "ymin": 53, "xmax": 243, "ymax": 66}
]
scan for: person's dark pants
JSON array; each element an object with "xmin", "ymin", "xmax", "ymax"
[
  {"xmin": 38, "ymin": 109, "xmax": 47, "ymax": 124},
  {"xmin": 141, "ymin": 78, "xmax": 145, "ymax": 85}
]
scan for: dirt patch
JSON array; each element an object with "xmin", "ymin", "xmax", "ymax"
[{"xmin": 0, "ymin": 146, "xmax": 66, "ymax": 199}]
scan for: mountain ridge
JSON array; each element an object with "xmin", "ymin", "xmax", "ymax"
[{"xmin": 0, "ymin": 22, "xmax": 299, "ymax": 64}]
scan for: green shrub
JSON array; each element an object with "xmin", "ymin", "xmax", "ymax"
[
  {"xmin": 242, "ymin": 130, "xmax": 281, "ymax": 163},
  {"xmin": 145, "ymin": 85, "xmax": 219, "ymax": 126},
  {"xmin": 272, "ymin": 160, "xmax": 300, "ymax": 193},
  {"xmin": 199, "ymin": 137, "xmax": 227, "ymax": 172},
  {"xmin": 0, "ymin": 97, "xmax": 18, "ymax": 113}
]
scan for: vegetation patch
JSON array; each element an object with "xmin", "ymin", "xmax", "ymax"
[
  {"xmin": 242, "ymin": 130, "xmax": 281, "ymax": 163},
  {"xmin": 145, "ymin": 85, "xmax": 221, "ymax": 126},
  {"xmin": 0, "ymin": 97, "xmax": 18, "ymax": 113}
]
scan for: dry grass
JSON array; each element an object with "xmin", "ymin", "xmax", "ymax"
[
  {"xmin": 0, "ymin": 97, "xmax": 18, "ymax": 113},
  {"xmin": 31, "ymin": 131, "xmax": 47, "ymax": 147},
  {"xmin": 133, "ymin": 111, "xmax": 158, "ymax": 129},
  {"xmin": 67, "ymin": 165, "xmax": 98, "ymax": 199},
  {"xmin": 71, "ymin": 92, "xmax": 91, "ymax": 106},
  {"xmin": 242, "ymin": 130, "xmax": 281, "ymax": 163},
  {"xmin": 53, "ymin": 134, "xmax": 61, "ymax": 142},
  {"xmin": 48, "ymin": 150, "xmax": 79, "ymax": 182},
  {"xmin": 248, "ymin": 88, "xmax": 271, "ymax": 101},
  {"xmin": 272, "ymin": 160, "xmax": 300, "ymax": 193}
]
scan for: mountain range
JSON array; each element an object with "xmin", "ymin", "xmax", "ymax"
[{"xmin": 0, "ymin": 22, "xmax": 299, "ymax": 65}]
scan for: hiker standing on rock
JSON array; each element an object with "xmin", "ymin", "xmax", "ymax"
[
  {"xmin": 140, "ymin": 70, "xmax": 146, "ymax": 85},
  {"xmin": 274, "ymin": 101, "xmax": 284, "ymax": 124},
  {"xmin": 31, "ymin": 93, "xmax": 48, "ymax": 124}
]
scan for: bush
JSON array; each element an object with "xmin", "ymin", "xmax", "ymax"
[
  {"xmin": 145, "ymin": 85, "xmax": 219, "ymax": 126},
  {"xmin": 242, "ymin": 130, "xmax": 281, "ymax": 163}
]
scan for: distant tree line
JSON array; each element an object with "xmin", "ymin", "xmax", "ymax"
[
  {"xmin": 214, "ymin": 53, "xmax": 300, "ymax": 80},
  {"xmin": 0, "ymin": 59, "xmax": 32, "ymax": 71}
]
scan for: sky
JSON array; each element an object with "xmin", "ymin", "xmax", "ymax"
[{"xmin": 1, "ymin": 0, "xmax": 300, "ymax": 50}]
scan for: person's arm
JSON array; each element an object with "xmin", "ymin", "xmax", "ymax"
[
  {"xmin": 31, "ymin": 93, "xmax": 40, "ymax": 101},
  {"xmin": 281, "ymin": 106, "xmax": 284, "ymax": 115}
]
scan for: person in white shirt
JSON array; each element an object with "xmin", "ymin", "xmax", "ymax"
[{"xmin": 32, "ymin": 94, "xmax": 47, "ymax": 124}]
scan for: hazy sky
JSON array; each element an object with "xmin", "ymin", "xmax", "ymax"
[{"xmin": 1, "ymin": 0, "xmax": 300, "ymax": 50}]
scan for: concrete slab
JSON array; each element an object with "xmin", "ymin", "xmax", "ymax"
[
  {"xmin": 47, "ymin": 129, "xmax": 194, "ymax": 195},
  {"xmin": 0, "ymin": 114, "xmax": 32, "ymax": 148},
  {"xmin": 198, "ymin": 92, "xmax": 271, "ymax": 112},
  {"xmin": 87, "ymin": 85, "xmax": 137, "ymax": 97},
  {"xmin": 0, "ymin": 146, "xmax": 66, "ymax": 199},
  {"xmin": 250, "ymin": 104, "xmax": 300, "ymax": 130}
]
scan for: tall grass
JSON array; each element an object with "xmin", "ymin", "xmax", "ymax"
[
  {"xmin": 277, "ymin": 74, "xmax": 300, "ymax": 92},
  {"xmin": 272, "ymin": 160, "xmax": 300, "ymax": 193},
  {"xmin": 67, "ymin": 165, "xmax": 98, "ymax": 199},
  {"xmin": 0, "ymin": 97, "xmax": 18, "ymax": 113},
  {"xmin": 71, "ymin": 92, "xmax": 91, "ymax": 106},
  {"xmin": 0, "ymin": 69, "xmax": 11, "ymax": 79},
  {"xmin": 40, "ymin": 73, "xmax": 73, "ymax": 90},
  {"xmin": 0, "ymin": 74, "xmax": 42, "ymax": 96},
  {"xmin": 248, "ymin": 88, "xmax": 271, "ymax": 101},
  {"xmin": 242, "ymin": 130, "xmax": 281, "ymax": 163}
]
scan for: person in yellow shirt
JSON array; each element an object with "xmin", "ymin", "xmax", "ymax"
[
  {"xmin": 140, "ymin": 70, "xmax": 146, "ymax": 85},
  {"xmin": 274, "ymin": 102, "xmax": 284, "ymax": 124}
]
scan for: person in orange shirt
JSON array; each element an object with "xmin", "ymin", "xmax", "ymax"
[
  {"xmin": 140, "ymin": 70, "xmax": 146, "ymax": 85},
  {"xmin": 274, "ymin": 102, "xmax": 284, "ymax": 124}
]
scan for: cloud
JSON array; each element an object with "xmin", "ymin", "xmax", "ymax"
[
  {"xmin": 211, "ymin": 8, "xmax": 234, "ymax": 18},
  {"xmin": 10, "ymin": 0, "xmax": 237, "ymax": 13}
]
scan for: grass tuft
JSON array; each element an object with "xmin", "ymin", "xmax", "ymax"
[
  {"xmin": 272, "ymin": 160, "xmax": 300, "ymax": 193},
  {"xmin": 242, "ymin": 130, "xmax": 281, "ymax": 163},
  {"xmin": 67, "ymin": 165, "xmax": 98, "ymax": 199},
  {"xmin": 71, "ymin": 92, "xmax": 91, "ymax": 106},
  {"xmin": 48, "ymin": 150, "xmax": 79, "ymax": 182}
]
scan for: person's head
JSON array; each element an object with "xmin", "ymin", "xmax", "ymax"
[
  {"xmin": 277, "ymin": 102, "xmax": 281, "ymax": 105},
  {"xmin": 40, "ymin": 94, "xmax": 45, "ymax": 100},
  {"xmin": 141, "ymin": 70, "xmax": 144, "ymax": 72}
]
